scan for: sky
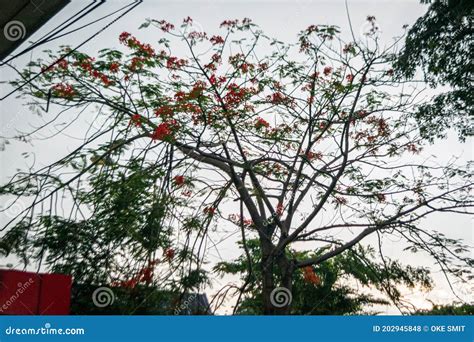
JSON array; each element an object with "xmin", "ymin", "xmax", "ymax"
[{"xmin": 0, "ymin": 0, "xmax": 472, "ymax": 314}]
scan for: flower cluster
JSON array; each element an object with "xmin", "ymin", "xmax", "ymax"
[
  {"xmin": 51, "ymin": 83, "xmax": 75, "ymax": 98},
  {"xmin": 130, "ymin": 114, "xmax": 142, "ymax": 127},
  {"xmin": 112, "ymin": 259, "xmax": 160, "ymax": 289},
  {"xmin": 228, "ymin": 214, "xmax": 253, "ymax": 226},
  {"xmin": 151, "ymin": 120, "xmax": 179, "ymax": 141},
  {"xmin": 73, "ymin": 56, "xmax": 115, "ymax": 86},
  {"xmin": 210, "ymin": 35, "xmax": 225, "ymax": 45},
  {"xmin": 109, "ymin": 62, "xmax": 120, "ymax": 73},
  {"xmin": 154, "ymin": 105, "xmax": 174, "ymax": 118},
  {"xmin": 91, "ymin": 69, "xmax": 113, "ymax": 86},
  {"xmin": 224, "ymin": 83, "xmax": 252, "ymax": 108},
  {"xmin": 166, "ymin": 56, "xmax": 188, "ymax": 70},
  {"xmin": 305, "ymin": 151, "xmax": 323, "ymax": 161},
  {"xmin": 57, "ymin": 58, "xmax": 68, "ymax": 69},
  {"xmin": 157, "ymin": 20, "xmax": 175, "ymax": 32},
  {"xmin": 173, "ymin": 175, "xmax": 185, "ymax": 186},
  {"xmin": 203, "ymin": 206, "xmax": 216, "ymax": 216},
  {"xmin": 163, "ymin": 247, "xmax": 175, "ymax": 261},
  {"xmin": 267, "ymin": 92, "xmax": 287, "ymax": 105},
  {"xmin": 220, "ymin": 19, "xmax": 239, "ymax": 28},
  {"xmin": 302, "ymin": 266, "xmax": 321, "ymax": 285},
  {"xmin": 119, "ymin": 31, "xmax": 155, "ymax": 57},
  {"xmin": 208, "ymin": 74, "xmax": 226, "ymax": 87},
  {"xmin": 255, "ymin": 117, "xmax": 270, "ymax": 130}
]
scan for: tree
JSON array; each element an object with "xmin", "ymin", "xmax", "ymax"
[
  {"xmin": 395, "ymin": 0, "xmax": 473, "ymax": 142},
  {"xmin": 1, "ymin": 17, "xmax": 472, "ymax": 314},
  {"xmin": 215, "ymin": 240, "xmax": 432, "ymax": 314},
  {"xmin": 415, "ymin": 303, "xmax": 474, "ymax": 315}
]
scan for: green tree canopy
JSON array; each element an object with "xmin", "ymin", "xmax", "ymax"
[
  {"xmin": 1, "ymin": 17, "xmax": 472, "ymax": 314},
  {"xmin": 395, "ymin": 0, "xmax": 473, "ymax": 141}
]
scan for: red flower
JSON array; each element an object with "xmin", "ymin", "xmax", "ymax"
[
  {"xmin": 258, "ymin": 62, "xmax": 269, "ymax": 71},
  {"xmin": 306, "ymin": 25, "xmax": 318, "ymax": 34},
  {"xmin": 129, "ymin": 56, "xmax": 145, "ymax": 71},
  {"xmin": 204, "ymin": 63, "xmax": 217, "ymax": 71},
  {"xmin": 211, "ymin": 53, "xmax": 222, "ymax": 63},
  {"xmin": 406, "ymin": 143, "xmax": 420, "ymax": 154},
  {"xmin": 157, "ymin": 20, "xmax": 175, "ymax": 32},
  {"xmin": 220, "ymin": 19, "xmax": 239, "ymax": 28},
  {"xmin": 57, "ymin": 59, "xmax": 68, "ymax": 69},
  {"xmin": 181, "ymin": 190, "xmax": 192, "ymax": 197},
  {"xmin": 119, "ymin": 31, "xmax": 131, "ymax": 43},
  {"xmin": 306, "ymin": 151, "xmax": 322, "ymax": 161},
  {"xmin": 209, "ymin": 74, "xmax": 217, "ymax": 86},
  {"xmin": 386, "ymin": 68, "xmax": 394, "ymax": 76},
  {"xmin": 174, "ymin": 91, "xmax": 186, "ymax": 102},
  {"xmin": 122, "ymin": 278, "xmax": 138, "ymax": 289},
  {"xmin": 139, "ymin": 43, "xmax": 155, "ymax": 57},
  {"xmin": 323, "ymin": 66, "xmax": 332, "ymax": 76},
  {"xmin": 109, "ymin": 62, "xmax": 120, "ymax": 73},
  {"xmin": 334, "ymin": 196, "xmax": 347, "ymax": 205},
  {"xmin": 210, "ymin": 35, "xmax": 225, "ymax": 45},
  {"xmin": 269, "ymin": 92, "xmax": 285, "ymax": 104},
  {"xmin": 303, "ymin": 266, "xmax": 321, "ymax": 285},
  {"xmin": 130, "ymin": 114, "xmax": 142, "ymax": 127},
  {"xmin": 154, "ymin": 105, "xmax": 174, "ymax": 117},
  {"xmin": 224, "ymin": 83, "xmax": 248, "ymax": 107},
  {"xmin": 166, "ymin": 57, "xmax": 187, "ymax": 70},
  {"xmin": 183, "ymin": 16, "xmax": 193, "ymax": 24},
  {"xmin": 51, "ymin": 83, "xmax": 75, "ymax": 98},
  {"xmin": 174, "ymin": 175, "xmax": 185, "ymax": 186},
  {"xmin": 255, "ymin": 117, "xmax": 270, "ymax": 130},
  {"xmin": 209, "ymin": 74, "xmax": 226, "ymax": 87},
  {"xmin": 243, "ymin": 219, "xmax": 253, "ymax": 226},
  {"xmin": 164, "ymin": 248, "xmax": 175, "ymax": 261},
  {"xmin": 140, "ymin": 266, "xmax": 154, "ymax": 283},
  {"xmin": 100, "ymin": 74, "xmax": 112, "ymax": 87},
  {"xmin": 203, "ymin": 206, "xmax": 216, "ymax": 216},
  {"xmin": 346, "ymin": 74, "xmax": 354, "ymax": 82},
  {"xmin": 152, "ymin": 123, "xmax": 172, "ymax": 141}
]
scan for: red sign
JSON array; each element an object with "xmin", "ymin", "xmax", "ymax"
[{"xmin": 0, "ymin": 270, "xmax": 71, "ymax": 315}]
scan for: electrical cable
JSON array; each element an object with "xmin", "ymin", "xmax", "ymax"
[
  {"xmin": 0, "ymin": 0, "xmax": 142, "ymax": 102},
  {"xmin": 0, "ymin": 1, "xmax": 105, "ymax": 66}
]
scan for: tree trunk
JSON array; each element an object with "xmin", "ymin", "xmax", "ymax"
[
  {"xmin": 261, "ymin": 239, "xmax": 275, "ymax": 315},
  {"xmin": 276, "ymin": 252, "xmax": 294, "ymax": 315},
  {"xmin": 260, "ymin": 239, "xmax": 294, "ymax": 315}
]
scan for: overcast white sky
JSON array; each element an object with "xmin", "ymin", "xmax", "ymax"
[{"xmin": 0, "ymin": 0, "xmax": 472, "ymax": 314}]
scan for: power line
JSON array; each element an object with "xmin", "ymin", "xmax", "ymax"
[
  {"xmin": 31, "ymin": 2, "xmax": 137, "ymax": 48},
  {"xmin": 0, "ymin": 0, "xmax": 142, "ymax": 102},
  {"xmin": 0, "ymin": 1, "xmax": 105, "ymax": 66}
]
